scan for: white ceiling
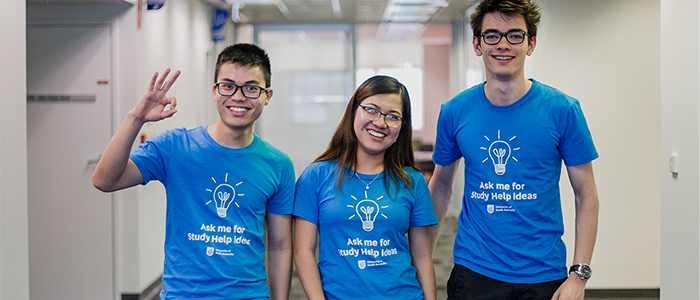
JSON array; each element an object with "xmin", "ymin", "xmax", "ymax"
[
  {"xmin": 229, "ymin": 0, "xmax": 476, "ymax": 24},
  {"xmin": 26, "ymin": 0, "xmax": 477, "ymax": 24}
]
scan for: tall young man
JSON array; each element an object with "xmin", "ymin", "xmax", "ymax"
[
  {"xmin": 429, "ymin": 1, "xmax": 599, "ymax": 299},
  {"xmin": 93, "ymin": 43, "xmax": 295, "ymax": 300}
]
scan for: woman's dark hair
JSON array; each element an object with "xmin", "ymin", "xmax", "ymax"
[{"xmin": 315, "ymin": 75, "xmax": 418, "ymax": 195}]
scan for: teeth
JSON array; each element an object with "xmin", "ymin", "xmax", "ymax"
[
  {"xmin": 495, "ymin": 56, "xmax": 512, "ymax": 60},
  {"xmin": 229, "ymin": 107, "xmax": 248, "ymax": 112},
  {"xmin": 368, "ymin": 129, "xmax": 386, "ymax": 138}
]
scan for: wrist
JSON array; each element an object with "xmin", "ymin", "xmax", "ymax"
[
  {"xmin": 569, "ymin": 263, "xmax": 592, "ymax": 280},
  {"xmin": 126, "ymin": 109, "xmax": 148, "ymax": 126}
]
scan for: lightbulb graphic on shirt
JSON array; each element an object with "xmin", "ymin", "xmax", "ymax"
[
  {"xmin": 488, "ymin": 141, "xmax": 511, "ymax": 175},
  {"xmin": 482, "ymin": 130, "xmax": 519, "ymax": 175},
  {"xmin": 356, "ymin": 200, "xmax": 379, "ymax": 231},
  {"xmin": 213, "ymin": 183, "xmax": 235, "ymax": 217},
  {"xmin": 348, "ymin": 191, "xmax": 389, "ymax": 232},
  {"xmin": 206, "ymin": 173, "xmax": 244, "ymax": 218}
]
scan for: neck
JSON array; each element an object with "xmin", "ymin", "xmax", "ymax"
[
  {"xmin": 484, "ymin": 76, "xmax": 532, "ymax": 106},
  {"xmin": 355, "ymin": 150, "xmax": 385, "ymax": 175},
  {"xmin": 207, "ymin": 121, "xmax": 254, "ymax": 149}
]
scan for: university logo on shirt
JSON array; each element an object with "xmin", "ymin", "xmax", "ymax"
[
  {"xmin": 358, "ymin": 260, "xmax": 366, "ymax": 269},
  {"xmin": 487, "ymin": 205, "xmax": 494, "ymax": 214}
]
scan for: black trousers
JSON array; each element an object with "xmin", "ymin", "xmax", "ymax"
[{"xmin": 446, "ymin": 264, "xmax": 567, "ymax": 300}]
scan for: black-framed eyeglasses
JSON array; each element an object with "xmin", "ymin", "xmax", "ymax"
[
  {"xmin": 480, "ymin": 30, "xmax": 529, "ymax": 45},
  {"xmin": 359, "ymin": 105, "xmax": 403, "ymax": 128},
  {"xmin": 216, "ymin": 82, "xmax": 269, "ymax": 99}
]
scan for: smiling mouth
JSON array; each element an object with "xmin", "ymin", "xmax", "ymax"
[
  {"xmin": 494, "ymin": 56, "xmax": 513, "ymax": 61},
  {"xmin": 367, "ymin": 129, "xmax": 386, "ymax": 138},
  {"xmin": 229, "ymin": 106, "xmax": 249, "ymax": 113}
]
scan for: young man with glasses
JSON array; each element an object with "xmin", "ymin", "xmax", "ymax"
[
  {"xmin": 93, "ymin": 43, "xmax": 295, "ymax": 300},
  {"xmin": 429, "ymin": 0, "xmax": 599, "ymax": 299}
]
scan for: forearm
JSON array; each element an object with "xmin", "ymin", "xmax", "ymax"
[
  {"xmin": 414, "ymin": 255, "xmax": 437, "ymax": 300},
  {"xmin": 294, "ymin": 218, "xmax": 325, "ymax": 300},
  {"xmin": 92, "ymin": 112, "xmax": 145, "ymax": 192},
  {"xmin": 294, "ymin": 248, "xmax": 326, "ymax": 300},
  {"xmin": 427, "ymin": 162, "xmax": 458, "ymax": 250},
  {"xmin": 266, "ymin": 214, "xmax": 293, "ymax": 300},
  {"xmin": 568, "ymin": 162, "xmax": 599, "ymax": 266},
  {"xmin": 409, "ymin": 226, "xmax": 436, "ymax": 300},
  {"xmin": 267, "ymin": 246, "xmax": 292, "ymax": 300},
  {"xmin": 572, "ymin": 193, "xmax": 599, "ymax": 266}
]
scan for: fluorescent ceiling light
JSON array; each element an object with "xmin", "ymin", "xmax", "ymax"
[
  {"xmin": 224, "ymin": 0, "xmax": 271, "ymax": 4},
  {"xmin": 331, "ymin": 0, "xmax": 341, "ymax": 18}
]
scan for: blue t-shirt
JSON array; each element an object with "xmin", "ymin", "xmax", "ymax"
[
  {"xmin": 130, "ymin": 126, "xmax": 295, "ymax": 300},
  {"xmin": 293, "ymin": 161, "xmax": 438, "ymax": 300},
  {"xmin": 432, "ymin": 80, "xmax": 598, "ymax": 284}
]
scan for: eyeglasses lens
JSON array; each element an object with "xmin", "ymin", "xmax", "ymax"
[
  {"xmin": 483, "ymin": 31, "xmax": 526, "ymax": 45},
  {"xmin": 361, "ymin": 106, "xmax": 401, "ymax": 128},
  {"xmin": 217, "ymin": 84, "xmax": 263, "ymax": 99}
]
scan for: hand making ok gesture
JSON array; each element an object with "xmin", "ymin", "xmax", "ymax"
[{"xmin": 131, "ymin": 68, "xmax": 181, "ymax": 124}]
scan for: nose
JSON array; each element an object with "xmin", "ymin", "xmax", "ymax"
[
  {"xmin": 373, "ymin": 115, "xmax": 389, "ymax": 128},
  {"xmin": 495, "ymin": 37, "xmax": 511, "ymax": 50},
  {"xmin": 230, "ymin": 87, "xmax": 247, "ymax": 101}
]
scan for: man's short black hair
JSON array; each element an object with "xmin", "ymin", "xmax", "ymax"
[{"xmin": 214, "ymin": 43, "xmax": 272, "ymax": 87}]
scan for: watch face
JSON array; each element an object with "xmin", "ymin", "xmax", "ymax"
[
  {"xmin": 570, "ymin": 264, "xmax": 592, "ymax": 280},
  {"xmin": 579, "ymin": 264, "xmax": 592, "ymax": 279}
]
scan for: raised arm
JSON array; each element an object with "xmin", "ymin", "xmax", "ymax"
[
  {"xmin": 427, "ymin": 160, "xmax": 459, "ymax": 251},
  {"xmin": 552, "ymin": 162, "xmax": 599, "ymax": 300},
  {"xmin": 266, "ymin": 212, "xmax": 293, "ymax": 300},
  {"xmin": 409, "ymin": 225, "xmax": 437, "ymax": 300},
  {"xmin": 92, "ymin": 69, "xmax": 180, "ymax": 192},
  {"xmin": 294, "ymin": 217, "xmax": 326, "ymax": 300}
]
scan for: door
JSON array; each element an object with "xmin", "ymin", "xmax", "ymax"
[{"xmin": 26, "ymin": 24, "xmax": 115, "ymax": 300}]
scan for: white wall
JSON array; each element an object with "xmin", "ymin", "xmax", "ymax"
[
  {"xmin": 659, "ymin": 0, "xmax": 699, "ymax": 298},
  {"xmin": 0, "ymin": 0, "xmax": 29, "ymax": 299},
  {"xmin": 530, "ymin": 0, "xmax": 661, "ymax": 288}
]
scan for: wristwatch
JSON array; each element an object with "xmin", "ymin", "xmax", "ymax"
[{"xmin": 569, "ymin": 263, "xmax": 592, "ymax": 280}]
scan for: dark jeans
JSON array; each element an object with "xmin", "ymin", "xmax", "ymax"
[{"xmin": 446, "ymin": 264, "xmax": 567, "ymax": 300}]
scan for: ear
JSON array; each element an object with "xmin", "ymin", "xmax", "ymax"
[
  {"xmin": 526, "ymin": 36, "xmax": 537, "ymax": 56},
  {"xmin": 472, "ymin": 35, "xmax": 483, "ymax": 57},
  {"xmin": 264, "ymin": 88, "xmax": 273, "ymax": 106},
  {"xmin": 212, "ymin": 83, "xmax": 218, "ymax": 98}
]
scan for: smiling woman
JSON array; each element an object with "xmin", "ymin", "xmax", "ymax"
[{"xmin": 293, "ymin": 75, "xmax": 439, "ymax": 300}]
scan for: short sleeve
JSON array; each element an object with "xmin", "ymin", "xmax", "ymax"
[
  {"xmin": 266, "ymin": 155, "xmax": 296, "ymax": 215},
  {"xmin": 409, "ymin": 171, "xmax": 438, "ymax": 227},
  {"xmin": 433, "ymin": 101, "xmax": 463, "ymax": 166},
  {"xmin": 559, "ymin": 101, "xmax": 598, "ymax": 166},
  {"xmin": 293, "ymin": 164, "xmax": 321, "ymax": 226},
  {"xmin": 129, "ymin": 131, "xmax": 172, "ymax": 184}
]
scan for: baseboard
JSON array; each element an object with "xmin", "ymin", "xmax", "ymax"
[
  {"xmin": 586, "ymin": 288, "xmax": 660, "ymax": 298},
  {"xmin": 120, "ymin": 275, "xmax": 163, "ymax": 300},
  {"xmin": 121, "ymin": 294, "xmax": 139, "ymax": 300},
  {"xmin": 141, "ymin": 275, "xmax": 163, "ymax": 300}
]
